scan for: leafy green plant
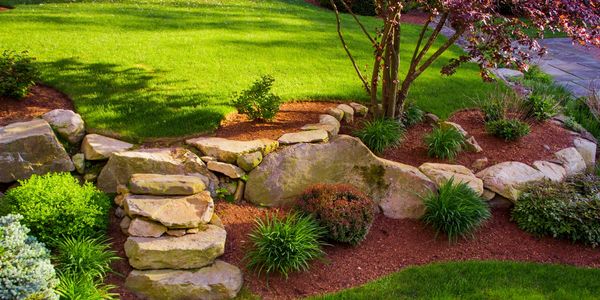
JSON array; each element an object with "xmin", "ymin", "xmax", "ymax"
[
  {"xmin": 354, "ymin": 118, "xmax": 404, "ymax": 153},
  {"xmin": 0, "ymin": 214, "xmax": 58, "ymax": 300},
  {"xmin": 244, "ymin": 212, "xmax": 327, "ymax": 279},
  {"xmin": 4, "ymin": 173, "xmax": 111, "ymax": 244},
  {"xmin": 512, "ymin": 175, "xmax": 600, "ymax": 247},
  {"xmin": 216, "ymin": 187, "xmax": 235, "ymax": 203},
  {"xmin": 421, "ymin": 179, "xmax": 491, "ymax": 242},
  {"xmin": 232, "ymin": 75, "xmax": 281, "ymax": 121},
  {"xmin": 53, "ymin": 236, "xmax": 118, "ymax": 280},
  {"xmin": 401, "ymin": 100, "xmax": 424, "ymax": 128},
  {"xmin": 424, "ymin": 126, "xmax": 465, "ymax": 160},
  {"xmin": 297, "ymin": 184, "xmax": 375, "ymax": 246},
  {"xmin": 485, "ymin": 119, "xmax": 531, "ymax": 141},
  {"xmin": 523, "ymin": 65, "xmax": 553, "ymax": 84},
  {"xmin": 55, "ymin": 273, "xmax": 117, "ymax": 300},
  {"xmin": 525, "ymin": 94, "xmax": 558, "ymax": 121},
  {"xmin": 0, "ymin": 50, "xmax": 39, "ymax": 99}
]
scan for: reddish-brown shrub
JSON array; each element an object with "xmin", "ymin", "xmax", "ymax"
[{"xmin": 297, "ymin": 184, "xmax": 375, "ymax": 246}]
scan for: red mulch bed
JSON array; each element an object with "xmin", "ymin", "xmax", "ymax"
[{"xmin": 0, "ymin": 84, "xmax": 75, "ymax": 126}]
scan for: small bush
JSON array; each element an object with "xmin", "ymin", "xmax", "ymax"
[
  {"xmin": 0, "ymin": 214, "xmax": 59, "ymax": 300},
  {"xmin": 424, "ymin": 126, "xmax": 465, "ymax": 160},
  {"xmin": 485, "ymin": 119, "xmax": 530, "ymax": 141},
  {"xmin": 401, "ymin": 101, "xmax": 424, "ymax": 128},
  {"xmin": 4, "ymin": 173, "xmax": 111, "ymax": 244},
  {"xmin": 53, "ymin": 236, "xmax": 119, "ymax": 280},
  {"xmin": 55, "ymin": 273, "xmax": 117, "ymax": 300},
  {"xmin": 523, "ymin": 65, "xmax": 553, "ymax": 84},
  {"xmin": 232, "ymin": 75, "xmax": 281, "ymax": 121},
  {"xmin": 244, "ymin": 212, "xmax": 327, "ymax": 278},
  {"xmin": 354, "ymin": 118, "xmax": 404, "ymax": 154},
  {"xmin": 525, "ymin": 94, "xmax": 558, "ymax": 121},
  {"xmin": 0, "ymin": 50, "xmax": 39, "ymax": 99},
  {"xmin": 512, "ymin": 175, "xmax": 600, "ymax": 247},
  {"xmin": 297, "ymin": 184, "xmax": 375, "ymax": 246},
  {"xmin": 421, "ymin": 179, "xmax": 491, "ymax": 242}
]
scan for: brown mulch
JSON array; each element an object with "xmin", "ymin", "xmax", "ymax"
[
  {"xmin": 0, "ymin": 84, "xmax": 75, "ymax": 126},
  {"xmin": 341, "ymin": 109, "xmax": 575, "ymax": 169}
]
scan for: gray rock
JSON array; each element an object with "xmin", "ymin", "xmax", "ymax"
[
  {"xmin": 81, "ymin": 134, "xmax": 134, "ymax": 160},
  {"xmin": 554, "ymin": 147, "xmax": 586, "ymax": 176},
  {"xmin": 337, "ymin": 104, "xmax": 354, "ymax": 123},
  {"xmin": 42, "ymin": 109, "xmax": 85, "ymax": 144},
  {"xmin": 72, "ymin": 153, "xmax": 85, "ymax": 174},
  {"xmin": 476, "ymin": 162, "xmax": 544, "ymax": 202},
  {"xmin": 207, "ymin": 161, "xmax": 246, "ymax": 179},
  {"xmin": 573, "ymin": 137, "xmax": 597, "ymax": 169},
  {"xmin": 464, "ymin": 136, "xmax": 483, "ymax": 153},
  {"xmin": 471, "ymin": 157, "xmax": 489, "ymax": 170},
  {"xmin": 532, "ymin": 160, "xmax": 567, "ymax": 182},
  {"xmin": 124, "ymin": 192, "xmax": 214, "ymax": 228},
  {"xmin": 129, "ymin": 174, "xmax": 206, "ymax": 195},
  {"xmin": 0, "ymin": 119, "xmax": 74, "ymax": 183},
  {"xmin": 481, "ymin": 189, "xmax": 496, "ymax": 201},
  {"xmin": 278, "ymin": 129, "xmax": 329, "ymax": 145},
  {"xmin": 125, "ymin": 260, "xmax": 243, "ymax": 300},
  {"xmin": 166, "ymin": 229, "xmax": 187, "ymax": 237},
  {"xmin": 186, "ymin": 137, "xmax": 278, "ymax": 164},
  {"xmin": 236, "ymin": 151, "xmax": 263, "ymax": 172},
  {"xmin": 319, "ymin": 114, "xmax": 341, "ymax": 129},
  {"xmin": 440, "ymin": 121, "xmax": 468, "ymax": 137},
  {"xmin": 301, "ymin": 123, "xmax": 339, "ymax": 138},
  {"xmin": 424, "ymin": 113, "xmax": 439, "ymax": 124},
  {"xmin": 326, "ymin": 107, "xmax": 344, "ymax": 121}
]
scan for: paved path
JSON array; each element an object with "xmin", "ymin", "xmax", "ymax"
[{"xmin": 535, "ymin": 39, "xmax": 600, "ymax": 97}]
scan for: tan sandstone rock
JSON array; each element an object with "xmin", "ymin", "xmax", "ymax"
[
  {"xmin": 476, "ymin": 162, "xmax": 544, "ymax": 202},
  {"xmin": 278, "ymin": 129, "xmax": 329, "ymax": 145},
  {"xmin": 42, "ymin": 109, "xmax": 85, "ymax": 144},
  {"xmin": 207, "ymin": 161, "xmax": 246, "ymax": 179},
  {"xmin": 124, "ymin": 192, "xmax": 214, "ymax": 228},
  {"xmin": 554, "ymin": 147, "xmax": 586, "ymax": 176},
  {"xmin": 532, "ymin": 160, "xmax": 567, "ymax": 182},
  {"xmin": 186, "ymin": 137, "xmax": 278, "ymax": 164},
  {"xmin": 127, "ymin": 218, "xmax": 167, "ymax": 238},
  {"xmin": 81, "ymin": 133, "xmax": 134, "ymax": 160},
  {"xmin": 129, "ymin": 174, "xmax": 206, "ymax": 195},
  {"xmin": 418, "ymin": 163, "xmax": 484, "ymax": 196},
  {"xmin": 236, "ymin": 151, "xmax": 263, "ymax": 172}
]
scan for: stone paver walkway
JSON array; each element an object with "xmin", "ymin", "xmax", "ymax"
[{"xmin": 535, "ymin": 39, "xmax": 600, "ymax": 97}]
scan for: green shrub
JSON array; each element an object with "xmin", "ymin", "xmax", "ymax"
[
  {"xmin": 55, "ymin": 273, "xmax": 117, "ymax": 300},
  {"xmin": 485, "ymin": 119, "xmax": 530, "ymax": 141},
  {"xmin": 401, "ymin": 101, "xmax": 424, "ymax": 128},
  {"xmin": 354, "ymin": 118, "xmax": 404, "ymax": 154},
  {"xmin": 424, "ymin": 126, "xmax": 465, "ymax": 160},
  {"xmin": 297, "ymin": 184, "xmax": 375, "ymax": 246},
  {"xmin": 4, "ymin": 173, "xmax": 111, "ymax": 244},
  {"xmin": 53, "ymin": 236, "xmax": 118, "ymax": 280},
  {"xmin": 525, "ymin": 94, "xmax": 558, "ymax": 121},
  {"xmin": 563, "ymin": 116, "xmax": 584, "ymax": 133},
  {"xmin": 318, "ymin": 0, "xmax": 376, "ymax": 16},
  {"xmin": 565, "ymin": 97, "xmax": 600, "ymax": 139},
  {"xmin": 0, "ymin": 214, "xmax": 59, "ymax": 300},
  {"xmin": 476, "ymin": 88, "xmax": 525, "ymax": 122},
  {"xmin": 512, "ymin": 175, "xmax": 600, "ymax": 247},
  {"xmin": 421, "ymin": 179, "xmax": 491, "ymax": 242},
  {"xmin": 0, "ymin": 50, "xmax": 39, "ymax": 99},
  {"xmin": 523, "ymin": 65, "xmax": 553, "ymax": 84},
  {"xmin": 232, "ymin": 75, "xmax": 281, "ymax": 121},
  {"xmin": 244, "ymin": 212, "xmax": 327, "ymax": 278}
]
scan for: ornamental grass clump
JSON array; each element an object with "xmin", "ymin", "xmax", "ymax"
[
  {"xmin": 0, "ymin": 214, "xmax": 59, "ymax": 300},
  {"xmin": 244, "ymin": 212, "xmax": 327, "ymax": 279},
  {"xmin": 55, "ymin": 273, "xmax": 117, "ymax": 300},
  {"xmin": 421, "ymin": 179, "xmax": 491, "ymax": 242},
  {"xmin": 354, "ymin": 118, "xmax": 404, "ymax": 154},
  {"xmin": 53, "ymin": 236, "xmax": 119, "ymax": 280},
  {"xmin": 424, "ymin": 126, "xmax": 465, "ymax": 160},
  {"xmin": 297, "ymin": 184, "xmax": 375, "ymax": 246}
]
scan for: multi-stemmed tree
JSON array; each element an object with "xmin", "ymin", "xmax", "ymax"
[{"xmin": 330, "ymin": 0, "xmax": 600, "ymax": 118}]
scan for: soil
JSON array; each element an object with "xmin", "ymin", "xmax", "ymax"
[{"xmin": 0, "ymin": 84, "xmax": 75, "ymax": 126}]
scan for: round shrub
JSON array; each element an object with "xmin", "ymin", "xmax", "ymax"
[
  {"xmin": 424, "ymin": 126, "xmax": 465, "ymax": 160},
  {"xmin": 0, "ymin": 214, "xmax": 59, "ymax": 300},
  {"xmin": 231, "ymin": 75, "xmax": 281, "ymax": 121},
  {"xmin": 297, "ymin": 184, "xmax": 375, "ymax": 246},
  {"xmin": 354, "ymin": 118, "xmax": 404, "ymax": 154},
  {"xmin": 525, "ymin": 94, "xmax": 558, "ymax": 121},
  {"xmin": 244, "ymin": 212, "xmax": 327, "ymax": 278},
  {"xmin": 4, "ymin": 173, "xmax": 111, "ymax": 244},
  {"xmin": 0, "ymin": 50, "xmax": 39, "ymax": 99},
  {"xmin": 485, "ymin": 119, "xmax": 530, "ymax": 141},
  {"xmin": 54, "ymin": 236, "xmax": 119, "ymax": 280},
  {"xmin": 421, "ymin": 179, "xmax": 491, "ymax": 242}
]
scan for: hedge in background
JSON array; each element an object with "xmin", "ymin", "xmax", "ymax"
[{"xmin": 319, "ymin": 0, "xmax": 377, "ymax": 16}]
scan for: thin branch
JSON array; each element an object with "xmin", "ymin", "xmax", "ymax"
[
  {"xmin": 410, "ymin": 14, "xmax": 433, "ymax": 65},
  {"xmin": 414, "ymin": 28, "xmax": 466, "ymax": 78},
  {"xmin": 413, "ymin": 13, "xmax": 449, "ymax": 69},
  {"xmin": 338, "ymin": 0, "xmax": 376, "ymax": 45},
  {"xmin": 330, "ymin": 0, "xmax": 371, "ymax": 93}
]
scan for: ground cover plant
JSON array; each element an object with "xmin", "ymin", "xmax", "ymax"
[
  {"xmin": 354, "ymin": 118, "xmax": 404, "ymax": 153},
  {"xmin": 424, "ymin": 126, "xmax": 464, "ymax": 160},
  {"xmin": 0, "ymin": 50, "xmax": 38, "ymax": 98},
  {"xmin": 314, "ymin": 260, "xmax": 600, "ymax": 299},
  {"xmin": 297, "ymin": 184, "xmax": 375, "ymax": 246},
  {"xmin": 485, "ymin": 118, "xmax": 531, "ymax": 141},
  {"xmin": 0, "ymin": 0, "xmax": 497, "ymax": 139}
]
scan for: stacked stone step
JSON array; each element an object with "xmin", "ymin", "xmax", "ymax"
[{"xmin": 116, "ymin": 173, "xmax": 242, "ymax": 300}]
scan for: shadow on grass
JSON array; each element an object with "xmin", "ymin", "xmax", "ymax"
[{"xmin": 37, "ymin": 58, "xmax": 226, "ymax": 141}]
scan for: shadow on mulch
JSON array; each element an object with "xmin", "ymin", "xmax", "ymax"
[{"xmin": 0, "ymin": 84, "xmax": 75, "ymax": 126}]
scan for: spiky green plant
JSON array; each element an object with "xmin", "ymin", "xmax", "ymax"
[
  {"xmin": 55, "ymin": 273, "xmax": 117, "ymax": 300},
  {"xmin": 53, "ymin": 236, "xmax": 119, "ymax": 280},
  {"xmin": 424, "ymin": 126, "xmax": 465, "ymax": 160},
  {"xmin": 354, "ymin": 118, "xmax": 404, "ymax": 153}
]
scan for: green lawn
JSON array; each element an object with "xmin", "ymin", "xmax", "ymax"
[
  {"xmin": 314, "ymin": 261, "xmax": 600, "ymax": 299},
  {"xmin": 0, "ymin": 0, "xmax": 496, "ymax": 140}
]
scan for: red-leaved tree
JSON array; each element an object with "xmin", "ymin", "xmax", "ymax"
[{"xmin": 331, "ymin": 0, "xmax": 600, "ymax": 118}]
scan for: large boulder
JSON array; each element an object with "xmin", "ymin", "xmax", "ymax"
[
  {"xmin": 124, "ymin": 225, "xmax": 226, "ymax": 270},
  {"xmin": 554, "ymin": 147, "xmax": 586, "ymax": 176},
  {"xmin": 244, "ymin": 135, "xmax": 436, "ymax": 219},
  {"xmin": 186, "ymin": 137, "xmax": 278, "ymax": 164},
  {"xmin": 124, "ymin": 192, "xmax": 214, "ymax": 228},
  {"xmin": 476, "ymin": 162, "xmax": 545, "ymax": 202},
  {"xmin": 97, "ymin": 148, "xmax": 218, "ymax": 193},
  {"xmin": 0, "ymin": 119, "xmax": 74, "ymax": 183},
  {"xmin": 129, "ymin": 174, "xmax": 206, "ymax": 195},
  {"xmin": 125, "ymin": 260, "xmax": 243, "ymax": 300},
  {"xmin": 42, "ymin": 109, "xmax": 85, "ymax": 144},
  {"xmin": 418, "ymin": 163, "xmax": 483, "ymax": 196},
  {"xmin": 81, "ymin": 134, "xmax": 134, "ymax": 160}
]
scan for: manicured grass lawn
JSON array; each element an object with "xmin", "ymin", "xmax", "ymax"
[
  {"xmin": 0, "ymin": 0, "xmax": 496, "ymax": 139},
  {"xmin": 314, "ymin": 260, "xmax": 600, "ymax": 299}
]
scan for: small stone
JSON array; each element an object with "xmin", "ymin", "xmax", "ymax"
[
  {"xmin": 278, "ymin": 130, "xmax": 329, "ymax": 145},
  {"xmin": 129, "ymin": 174, "xmax": 206, "ymax": 196},
  {"xmin": 337, "ymin": 104, "xmax": 354, "ymax": 123},
  {"xmin": 200, "ymin": 156, "xmax": 217, "ymax": 163},
  {"xmin": 554, "ymin": 147, "xmax": 586, "ymax": 176},
  {"xmin": 236, "ymin": 151, "xmax": 263, "ymax": 172},
  {"xmin": 42, "ymin": 109, "xmax": 85, "ymax": 144},
  {"xmin": 464, "ymin": 136, "xmax": 483, "ymax": 153},
  {"xmin": 120, "ymin": 216, "xmax": 132, "ymax": 234},
  {"xmin": 210, "ymin": 214, "xmax": 224, "ymax": 229},
  {"xmin": 326, "ymin": 107, "xmax": 344, "ymax": 121},
  {"xmin": 207, "ymin": 161, "xmax": 245, "ymax": 179},
  {"xmin": 440, "ymin": 121, "xmax": 468, "ymax": 137},
  {"xmin": 114, "ymin": 194, "xmax": 127, "ymax": 207},
  {"xmin": 187, "ymin": 228, "xmax": 200, "ymax": 234},
  {"xmin": 115, "ymin": 207, "xmax": 126, "ymax": 218},
  {"xmin": 166, "ymin": 229, "xmax": 186, "ymax": 237},
  {"xmin": 424, "ymin": 113, "xmax": 439, "ymax": 124},
  {"xmin": 301, "ymin": 123, "xmax": 339, "ymax": 138},
  {"xmin": 81, "ymin": 134, "xmax": 134, "ymax": 160},
  {"xmin": 128, "ymin": 218, "xmax": 167, "ymax": 238},
  {"xmin": 471, "ymin": 157, "xmax": 489, "ymax": 170},
  {"xmin": 349, "ymin": 102, "xmax": 368, "ymax": 116},
  {"xmin": 234, "ymin": 181, "xmax": 245, "ymax": 202},
  {"xmin": 72, "ymin": 153, "xmax": 85, "ymax": 174},
  {"xmin": 481, "ymin": 189, "xmax": 496, "ymax": 201}
]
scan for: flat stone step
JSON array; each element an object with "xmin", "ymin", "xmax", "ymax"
[
  {"xmin": 124, "ymin": 225, "xmax": 226, "ymax": 270},
  {"xmin": 124, "ymin": 192, "xmax": 214, "ymax": 228},
  {"xmin": 125, "ymin": 260, "xmax": 243, "ymax": 300},
  {"xmin": 129, "ymin": 173, "xmax": 206, "ymax": 195},
  {"xmin": 278, "ymin": 129, "xmax": 329, "ymax": 145},
  {"xmin": 186, "ymin": 137, "xmax": 278, "ymax": 163}
]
